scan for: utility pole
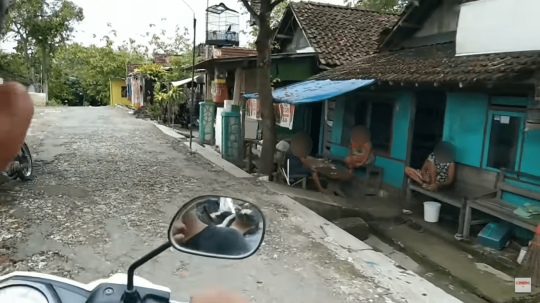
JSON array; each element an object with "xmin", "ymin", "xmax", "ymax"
[{"xmin": 41, "ymin": 0, "xmax": 48, "ymax": 101}]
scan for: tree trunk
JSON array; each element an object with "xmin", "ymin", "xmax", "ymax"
[
  {"xmin": 256, "ymin": 0, "xmax": 276, "ymax": 177},
  {"xmin": 22, "ymin": 41, "xmax": 36, "ymax": 84}
]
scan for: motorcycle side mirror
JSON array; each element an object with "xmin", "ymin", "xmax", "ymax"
[{"xmin": 168, "ymin": 195, "xmax": 266, "ymax": 259}]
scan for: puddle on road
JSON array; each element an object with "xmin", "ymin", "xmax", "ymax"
[{"xmin": 38, "ymin": 185, "xmax": 89, "ymax": 198}]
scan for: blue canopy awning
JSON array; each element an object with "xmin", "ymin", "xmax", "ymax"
[{"xmin": 243, "ymin": 79, "xmax": 375, "ymax": 105}]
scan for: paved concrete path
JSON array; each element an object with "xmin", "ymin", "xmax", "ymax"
[{"xmin": 0, "ymin": 106, "xmax": 463, "ymax": 303}]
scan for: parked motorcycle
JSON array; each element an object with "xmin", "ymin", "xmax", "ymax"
[
  {"xmin": 0, "ymin": 195, "xmax": 266, "ymax": 303},
  {"xmin": 1, "ymin": 142, "xmax": 33, "ymax": 182}
]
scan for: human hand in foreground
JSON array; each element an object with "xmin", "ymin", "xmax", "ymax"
[
  {"xmin": 0, "ymin": 82, "xmax": 34, "ymax": 169},
  {"xmin": 191, "ymin": 287, "xmax": 249, "ymax": 303},
  {"xmin": 172, "ymin": 221, "xmax": 186, "ymax": 245}
]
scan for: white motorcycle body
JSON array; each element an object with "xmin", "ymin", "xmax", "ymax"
[{"xmin": 0, "ymin": 271, "xmax": 184, "ymax": 303}]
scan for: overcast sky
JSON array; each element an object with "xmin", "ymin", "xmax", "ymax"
[{"xmin": 3, "ymin": 0, "xmax": 346, "ymax": 52}]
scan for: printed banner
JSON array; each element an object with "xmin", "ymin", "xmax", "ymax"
[
  {"xmin": 246, "ymin": 98, "xmax": 295, "ymax": 130},
  {"xmin": 246, "ymin": 99, "xmax": 261, "ymax": 119}
]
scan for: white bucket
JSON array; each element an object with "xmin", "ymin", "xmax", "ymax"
[{"xmin": 423, "ymin": 201, "xmax": 442, "ymax": 223}]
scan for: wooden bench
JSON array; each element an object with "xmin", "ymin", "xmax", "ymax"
[
  {"xmin": 464, "ymin": 169, "xmax": 540, "ymax": 240},
  {"xmin": 407, "ymin": 179, "xmax": 496, "ymax": 239}
]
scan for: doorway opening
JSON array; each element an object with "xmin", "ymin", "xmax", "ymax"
[{"xmin": 409, "ymin": 91, "xmax": 447, "ymax": 169}]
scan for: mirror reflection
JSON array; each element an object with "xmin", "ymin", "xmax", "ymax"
[{"xmin": 169, "ymin": 196, "xmax": 265, "ymax": 258}]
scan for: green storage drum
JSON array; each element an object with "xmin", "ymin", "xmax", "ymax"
[
  {"xmin": 221, "ymin": 106, "xmax": 242, "ymax": 165},
  {"xmin": 199, "ymin": 100, "xmax": 215, "ymax": 144}
]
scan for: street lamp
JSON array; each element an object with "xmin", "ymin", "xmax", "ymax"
[{"xmin": 179, "ymin": 0, "xmax": 197, "ymax": 150}]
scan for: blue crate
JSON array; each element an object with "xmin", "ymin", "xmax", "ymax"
[{"xmin": 477, "ymin": 222, "xmax": 512, "ymax": 251}]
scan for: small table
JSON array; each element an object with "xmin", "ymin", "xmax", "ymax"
[{"xmin": 303, "ymin": 158, "xmax": 353, "ymax": 198}]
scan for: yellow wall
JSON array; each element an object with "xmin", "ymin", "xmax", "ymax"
[{"xmin": 110, "ymin": 79, "xmax": 131, "ymax": 106}]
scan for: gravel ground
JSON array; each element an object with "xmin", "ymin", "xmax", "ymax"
[{"xmin": 0, "ymin": 106, "xmax": 399, "ymax": 303}]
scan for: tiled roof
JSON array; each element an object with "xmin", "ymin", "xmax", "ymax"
[
  {"xmin": 213, "ymin": 47, "xmax": 257, "ymax": 59},
  {"xmin": 290, "ymin": 2, "xmax": 399, "ymax": 67},
  {"xmin": 311, "ymin": 43, "xmax": 540, "ymax": 83}
]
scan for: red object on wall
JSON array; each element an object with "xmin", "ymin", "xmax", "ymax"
[{"xmin": 213, "ymin": 79, "xmax": 228, "ymax": 104}]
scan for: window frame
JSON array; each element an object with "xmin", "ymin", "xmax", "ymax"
[
  {"xmin": 481, "ymin": 110, "xmax": 525, "ymax": 172},
  {"xmin": 121, "ymin": 86, "xmax": 128, "ymax": 98}
]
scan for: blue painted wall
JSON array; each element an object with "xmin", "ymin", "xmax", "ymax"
[
  {"xmin": 443, "ymin": 93, "xmax": 488, "ymax": 167},
  {"xmin": 520, "ymin": 129, "xmax": 540, "ymax": 177},
  {"xmin": 330, "ymin": 92, "xmax": 413, "ymax": 189},
  {"xmin": 442, "ymin": 94, "xmax": 540, "ymax": 208},
  {"xmin": 329, "ymin": 90, "xmax": 540, "ymax": 196}
]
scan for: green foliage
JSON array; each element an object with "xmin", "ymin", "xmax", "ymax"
[
  {"xmin": 4, "ymin": 2, "xmax": 196, "ymax": 110},
  {"xmin": 3, "ymin": 0, "xmax": 84, "ymax": 84},
  {"xmin": 149, "ymin": 25, "xmax": 191, "ymax": 55},
  {"xmin": 245, "ymin": 1, "xmax": 289, "ymax": 49},
  {"xmin": 50, "ymin": 42, "xmax": 147, "ymax": 106},
  {"xmin": 46, "ymin": 98, "xmax": 64, "ymax": 107},
  {"xmin": 166, "ymin": 52, "xmax": 198, "ymax": 82},
  {"xmin": 136, "ymin": 64, "xmax": 167, "ymax": 82},
  {"xmin": 346, "ymin": 0, "xmax": 409, "ymax": 14},
  {"xmin": 147, "ymin": 104, "xmax": 162, "ymax": 120},
  {"xmin": 0, "ymin": 52, "xmax": 30, "ymax": 83}
]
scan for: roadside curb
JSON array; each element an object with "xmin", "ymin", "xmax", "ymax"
[{"xmin": 151, "ymin": 122, "xmax": 252, "ymax": 178}]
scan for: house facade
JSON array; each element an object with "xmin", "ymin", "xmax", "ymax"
[
  {"xmin": 216, "ymin": 2, "xmax": 398, "ymax": 143},
  {"xmin": 109, "ymin": 78, "xmax": 130, "ymax": 107},
  {"xmin": 311, "ymin": 0, "xmax": 540, "ymax": 208}
]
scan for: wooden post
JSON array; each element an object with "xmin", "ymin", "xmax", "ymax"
[
  {"xmin": 233, "ymin": 67, "xmax": 243, "ymax": 105},
  {"xmin": 242, "ymin": 97, "xmax": 248, "ymax": 171},
  {"xmin": 526, "ymin": 70, "xmax": 540, "ymax": 132}
]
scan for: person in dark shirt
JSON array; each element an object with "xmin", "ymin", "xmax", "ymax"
[{"xmin": 172, "ymin": 207, "xmax": 250, "ymax": 256}]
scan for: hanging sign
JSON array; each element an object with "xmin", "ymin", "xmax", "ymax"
[
  {"xmin": 246, "ymin": 98, "xmax": 295, "ymax": 130},
  {"xmin": 246, "ymin": 99, "xmax": 261, "ymax": 119}
]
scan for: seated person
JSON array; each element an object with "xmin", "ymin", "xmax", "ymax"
[
  {"xmin": 171, "ymin": 206, "xmax": 250, "ymax": 256},
  {"xmin": 344, "ymin": 125, "xmax": 375, "ymax": 173},
  {"xmin": 405, "ymin": 141, "xmax": 456, "ymax": 192},
  {"xmin": 290, "ymin": 132, "xmax": 325, "ymax": 192}
]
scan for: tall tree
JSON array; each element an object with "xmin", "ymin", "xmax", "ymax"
[
  {"xmin": 344, "ymin": 0, "xmax": 410, "ymax": 13},
  {"xmin": 240, "ymin": 0, "xmax": 287, "ymax": 176},
  {"xmin": 149, "ymin": 25, "xmax": 191, "ymax": 56},
  {"xmin": 246, "ymin": 1, "xmax": 288, "ymax": 49},
  {"xmin": 51, "ymin": 38, "xmax": 147, "ymax": 106},
  {"xmin": 3, "ymin": 0, "xmax": 83, "ymax": 97},
  {"xmin": 2, "ymin": 0, "xmax": 42, "ymax": 84}
]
